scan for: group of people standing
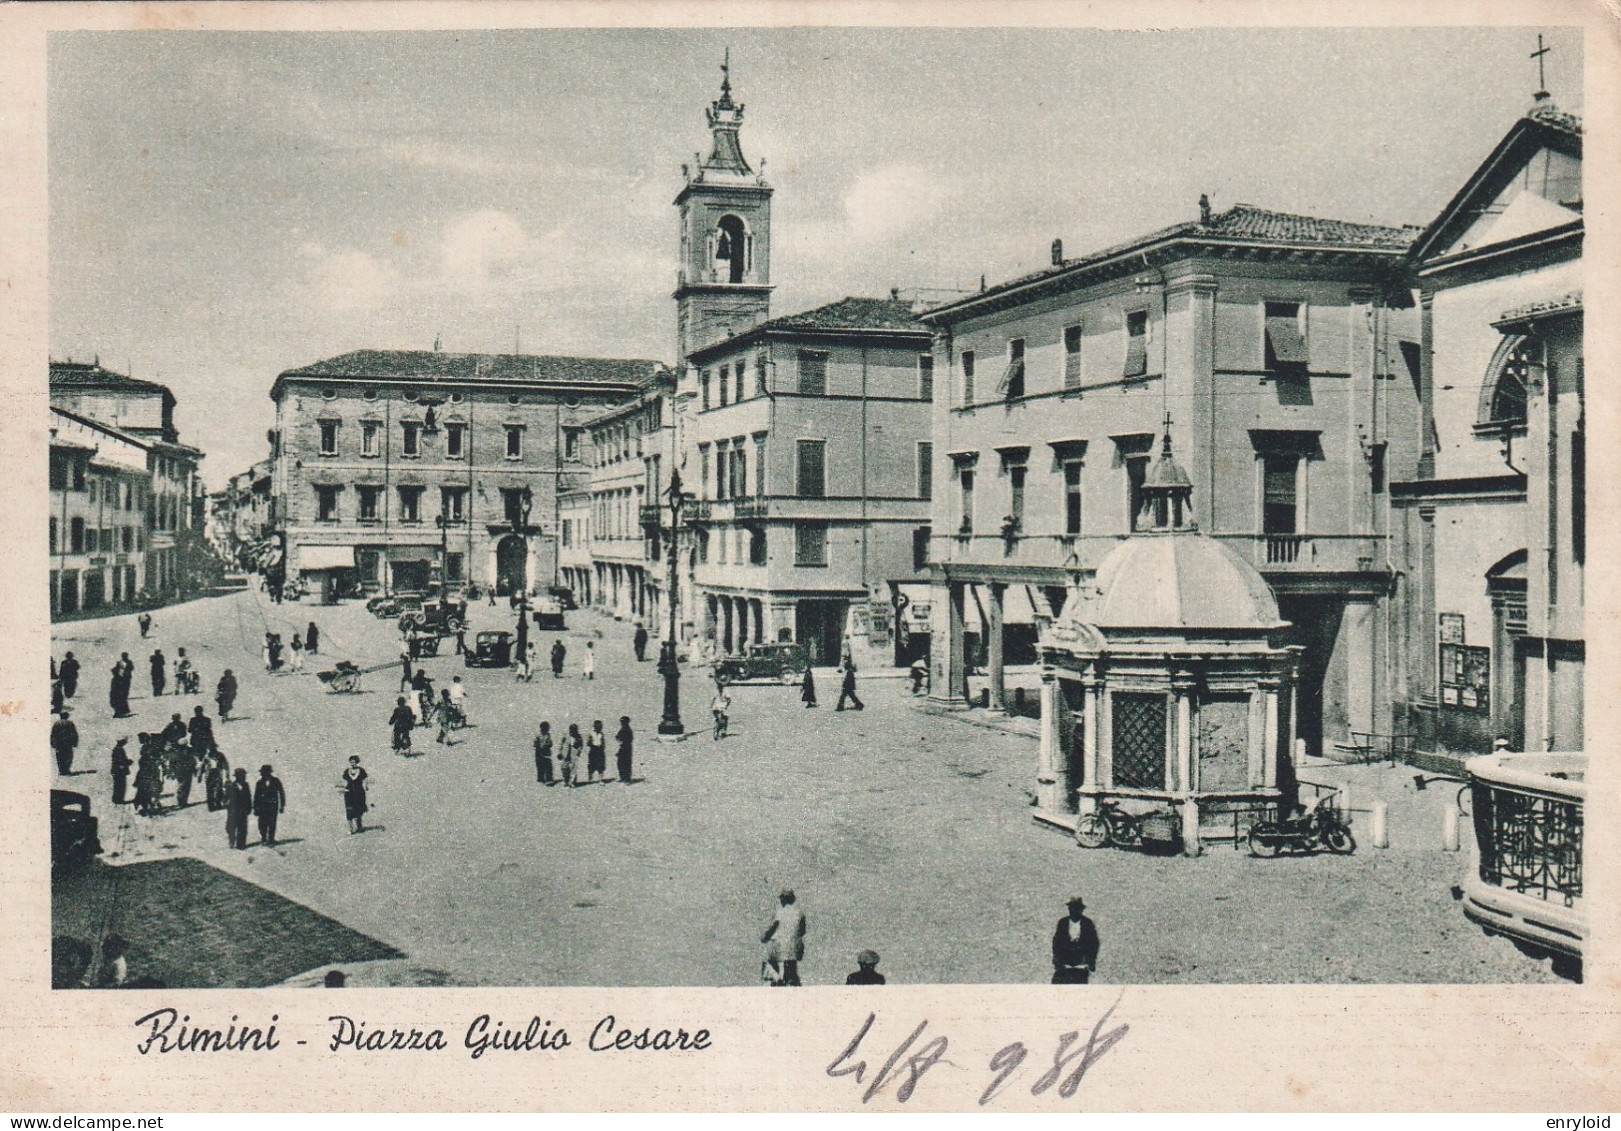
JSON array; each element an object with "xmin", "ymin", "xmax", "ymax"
[
  {"xmin": 532, "ymin": 717, "xmax": 633, "ymax": 787},
  {"xmin": 263, "ymin": 622, "xmax": 319, "ymax": 675}
]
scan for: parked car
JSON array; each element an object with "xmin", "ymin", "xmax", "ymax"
[
  {"xmin": 401, "ymin": 594, "xmax": 467, "ymax": 636},
  {"xmin": 531, "ymin": 598, "xmax": 567, "ymax": 632},
  {"xmin": 465, "ymin": 630, "xmax": 515, "ymax": 668},
  {"xmin": 712, "ymin": 642, "xmax": 811, "ymax": 686},
  {"xmin": 547, "ymin": 586, "xmax": 578, "ymax": 611},
  {"xmin": 51, "ymin": 790, "xmax": 101, "ymax": 873}
]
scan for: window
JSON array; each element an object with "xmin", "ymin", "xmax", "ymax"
[
  {"xmin": 70, "ymin": 517, "xmax": 85, "ymax": 553},
  {"xmin": 795, "ymin": 521, "xmax": 828, "ymax": 566},
  {"xmin": 1264, "ymin": 301, "xmax": 1308, "ymax": 369},
  {"xmin": 85, "ymin": 527, "xmax": 97, "ymax": 554},
  {"xmin": 319, "ymin": 420, "xmax": 339, "ymax": 456},
  {"xmin": 501, "ymin": 488, "xmax": 529, "ymax": 526},
  {"xmin": 1000, "ymin": 339, "xmax": 1026, "ymax": 399},
  {"xmin": 796, "ymin": 439, "xmax": 826, "ymax": 498},
  {"xmin": 49, "ymin": 518, "xmax": 57, "ymax": 554},
  {"xmin": 445, "ymin": 423, "xmax": 465, "ymax": 459},
  {"xmin": 361, "ymin": 422, "xmax": 379, "ymax": 457},
  {"xmin": 918, "ymin": 354, "xmax": 934, "ymax": 401},
  {"xmin": 316, "ymin": 485, "xmax": 341, "ymax": 522},
  {"xmin": 72, "ymin": 460, "xmax": 85, "ymax": 491},
  {"xmin": 446, "ymin": 552, "xmax": 464, "ymax": 583},
  {"xmin": 397, "ymin": 485, "xmax": 423, "ymax": 523},
  {"xmin": 1009, "ymin": 464, "xmax": 1027, "ymax": 529},
  {"xmin": 1368, "ymin": 443, "xmax": 1387, "ymax": 496},
  {"xmin": 1124, "ymin": 311, "xmax": 1149, "ymax": 377},
  {"xmin": 564, "ymin": 428, "xmax": 581, "ymax": 461},
  {"xmin": 753, "ymin": 434, "xmax": 767, "ymax": 496},
  {"xmin": 715, "ymin": 214, "xmax": 748, "ymax": 283},
  {"xmin": 701, "ymin": 370, "xmax": 712, "ymax": 410},
  {"xmin": 88, "ymin": 479, "xmax": 98, "ymax": 503},
  {"xmin": 1262, "ymin": 454, "xmax": 1300, "ymax": 534},
  {"xmin": 731, "ymin": 439, "xmax": 748, "ymax": 499},
  {"xmin": 1573, "ymin": 419, "xmax": 1585, "ymax": 566},
  {"xmin": 357, "ymin": 485, "xmax": 382, "ymax": 522},
  {"xmin": 1064, "ymin": 324, "xmax": 1083, "ymax": 388},
  {"xmin": 748, "ymin": 527, "xmax": 767, "ymax": 565},
  {"xmin": 917, "ymin": 442, "xmax": 933, "ymax": 500},
  {"xmin": 1112, "ymin": 691, "xmax": 1168, "ymax": 790},
  {"xmin": 123, "ymin": 526, "xmax": 134, "ymax": 552},
  {"xmin": 959, "ymin": 466, "xmax": 975, "ymax": 534},
  {"xmin": 913, "ymin": 526, "xmax": 931, "ymax": 570},
  {"xmin": 961, "ymin": 350, "xmax": 976, "ymax": 403},
  {"xmin": 401, "ymin": 421, "xmax": 421, "ymax": 457},
  {"xmin": 798, "ymin": 351, "xmax": 828, "ymax": 396},
  {"xmin": 698, "ymin": 444, "xmax": 711, "ymax": 498},
  {"xmin": 1064, "ymin": 460, "xmax": 1084, "ymax": 535},
  {"xmin": 715, "ymin": 440, "xmax": 730, "ymax": 501},
  {"xmin": 756, "ymin": 355, "xmax": 769, "ymax": 396},
  {"xmin": 441, "ymin": 487, "xmax": 467, "ymax": 523},
  {"xmin": 505, "ymin": 425, "xmax": 523, "ymax": 460},
  {"xmin": 1482, "ymin": 337, "xmax": 1534, "ymax": 427},
  {"xmin": 719, "ymin": 365, "xmax": 730, "ymax": 407},
  {"xmin": 1126, "ymin": 455, "xmax": 1149, "ymax": 531}
]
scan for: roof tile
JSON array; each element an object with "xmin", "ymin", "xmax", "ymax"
[{"xmin": 279, "ymin": 350, "xmax": 668, "ymax": 386}]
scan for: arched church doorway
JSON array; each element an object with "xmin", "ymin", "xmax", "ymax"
[{"xmin": 496, "ymin": 535, "xmax": 527, "ymax": 596}]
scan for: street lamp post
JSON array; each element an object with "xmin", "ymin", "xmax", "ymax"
[
  {"xmin": 657, "ymin": 470, "xmax": 687, "ymax": 738},
  {"xmin": 436, "ymin": 511, "xmax": 449, "ymax": 593},
  {"xmin": 515, "ymin": 486, "xmax": 534, "ymax": 658}
]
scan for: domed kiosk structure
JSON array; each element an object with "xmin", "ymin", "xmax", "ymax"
[{"xmin": 1036, "ymin": 429, "xmax": 1301, "ymax": 855}]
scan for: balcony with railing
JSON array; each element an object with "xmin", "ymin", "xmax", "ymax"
[{"xmin": 1213, "ymin": 533, "xmax": 1389, "ymax": 574}]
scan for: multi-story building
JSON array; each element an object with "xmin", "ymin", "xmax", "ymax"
[
  {"xmin": 919, "ymin": 202, "xmax": 1420, "ymax": 756},
  {"xmin": 49, "ymin": 407, "xmax": 154, "ymax": 618},
  {"xmin": 1392, "ymin": 96, "xmax": 1582, "ymax": 762},
  {"xmin": 268, "ymin": 349, "xmax": 668, "ymax": 600},
  {"xmin": 50, "ymin": 360, "xmax": 207, "ymax": 599},
  {"xmin": 209, "ymin": 458, "xmax": 275, "ymax": 568},
  {"xmin": 559, "ymin": 374, "xmax": 679, "ymax": 627},
  {"xmin": 684, "ymin": 297, "xmax": 936, "ymax": 667}
]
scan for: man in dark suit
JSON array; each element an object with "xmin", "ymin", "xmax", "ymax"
[
  {"xmin": 253, "ymin": 764, "xmax": 286, "ymax": 846},
  {"xmin": 1051, "ymin": 896, "xmax": 1099, "ymax": 984},
  {"xmin": 225, "ymin": 769, "xmax": 252, "ymax": 849},
  {"xmin": 51, "ymin": 710, "xmax": 79, "ymax": 776}
]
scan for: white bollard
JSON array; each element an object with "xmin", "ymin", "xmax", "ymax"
[
  {"xmin": 1442, "ymin": 804, "xmax": 1460, "ymax": 852},
  {"xmin": 1370, "ymin": 800, "xmax": 1389, "ymax": 849}
]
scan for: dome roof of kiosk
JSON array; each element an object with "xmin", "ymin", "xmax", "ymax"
[{"xmin": 1079, "ymin": 532, "xmax": 1285, "ymax": 631}]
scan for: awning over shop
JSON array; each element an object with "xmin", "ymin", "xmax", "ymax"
[{"xmin": 299, "ymin": 545, "xmax": 356, "ymax": 571}]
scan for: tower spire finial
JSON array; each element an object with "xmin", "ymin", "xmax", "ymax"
[{"xmin": 1530, "ymin": 33, "xmax": 1552, "ymax": 103}]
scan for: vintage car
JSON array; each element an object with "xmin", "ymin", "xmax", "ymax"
[
  {"xmin": 399, "ymin": 594, "xmax": 465, "ymax": 635},
  {"xmin": 712, "ymin": 642, "xmax": 811, "ymax": 686},
  {"xmin": 465, "ymin": 630, "xmax": 514, "ymax": 668},
  {"xmin": 52, "ymin": 789, "xmax": 102, "ymax": 873},
  {"xmin": 531, "ymin": 598, "xmax": 567, "ymax": 631},
  {"xmin": 547, "ymin": 585, "xmax": 578, "ymax": 611}
]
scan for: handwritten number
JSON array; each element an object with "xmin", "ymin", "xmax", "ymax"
[
  {"xmin": 1029, "ymin": 1031, "xmax": 1081, "ymax": 1095},
  {"xmin": 893, "ymin": 1036, "xmax": 948, "ymax": 1104},
  {"xmin": 825, "ymin": 1012, "xmax": 875, "ymax": 1082},
  {"xmin": 979, "ymin": 1042, "xmax": 1028, "ymax": 1106},
  {"xmin": 1058, "ymin": 999, "xmax": 1130, "ymax": 1099}
]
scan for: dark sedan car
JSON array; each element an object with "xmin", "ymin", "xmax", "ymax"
[
  {"xmin": 712, "ymin": 642, "xmax": 811, "ymax": 686},
  {"xmin": 52, "ymin": 790, "xmax": 101, "ymax": 873}
]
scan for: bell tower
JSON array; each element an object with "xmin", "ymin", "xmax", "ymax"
[{"xmin": 674, "ymin": 52, "xmax": 773, "ymax": 364}]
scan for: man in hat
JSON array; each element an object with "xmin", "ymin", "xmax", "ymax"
[
  {"xmin": 225, "ymin": 768, "xmax": 252, "ymax": 849},
  {"xmin": 1051, "ymin": 896, "xmax": 1099, "ymax": 984},
  {"xmin": 253, "ymin": 764, "xmax": 286, "ymax": 846},
  {"xmin": 51, "ymin": 710, "xmax": 79, "ymax": 776},
  {"xmin": 845, "ymin": 950, "xmax": 886, "ymax": 985},
  {"xmin": 59, "ymin": 650, "xmax": 80, "ymax": 699}
]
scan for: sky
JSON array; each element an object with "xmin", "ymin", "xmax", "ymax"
[{"xmin": 48, "ymin": 25, "xmax": 1583, "ymax": 488}]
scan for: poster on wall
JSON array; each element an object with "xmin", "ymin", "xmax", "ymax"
[
  {"xmin": 1440, "ymin": 642, "xmax": 1491, "ymax": 711},
  {"xmin": 1439, "ymin": 612, "xmax": 1465, "ymax": 644}
]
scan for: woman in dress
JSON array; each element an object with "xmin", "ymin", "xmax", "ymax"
[
  {"xmin": 586, "ymin": 720, "xmax": 607, "ymax": 783},
  {"xmin": 305, "ymin": 622, "xmax": 319, "ymax": 655},
  {"xmin": 559, "ymin": 724, "xmax": 583, "ymax": 788},
  {"xmin": 339, "ymin": 755, "xmax": 369, "ymax": 834},
  {"xmin": 533, "ymin": 721, "xmax": 554, "ymax": 785}
]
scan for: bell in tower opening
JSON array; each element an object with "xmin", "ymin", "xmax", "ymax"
[{"xmin": 714, "ymin": 215, "xmax": 748, "ymax": 283}]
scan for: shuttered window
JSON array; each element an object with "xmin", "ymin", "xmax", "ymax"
[
  {"xmin": 1124, "ymin": 311, "xmax": 1148, "ymax": 377},
  {"xmin": 1264, "ymin": 301, "xmax": 1308, "ymax": 367}
]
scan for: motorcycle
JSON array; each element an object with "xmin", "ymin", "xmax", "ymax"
[
  {"xmin": 1075, "ymin": 799, "xmax": 1180, "ymax": 851},
  {"xmin": 1247, "ymin": 798, "xmax": 1356, "ymax": 857}
]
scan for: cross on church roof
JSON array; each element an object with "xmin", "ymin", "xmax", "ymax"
[{"xmin": 1531, "ymin": 33, "xmax": 1551, "ymax": 100}]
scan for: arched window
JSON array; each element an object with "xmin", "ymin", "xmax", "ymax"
[
  {"xmin": 1479, "ymin": 336, "xmax": 1535, "ymax": 429},
  {"xmin": 714, "ymin": 215, "xmax": 748, "ymax": 284}
]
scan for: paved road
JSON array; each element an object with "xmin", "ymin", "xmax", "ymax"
[{"xmin": 50, "ymin": 588, "xmax": 1557, "ymax": 986}]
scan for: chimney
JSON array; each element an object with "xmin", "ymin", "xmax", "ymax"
[
  {"xmin": 1051, "ymin": 238, "xmax": 1063, "ymax": 266},
  {"xmin": 980, "ymin": 274, "xmax": 987, "ymax": 292},
  {"xmin": 1199, "ymin": 194, "xmax": 1211, "ymax": 224},
  {"xmin": 890, "ymin": 286, "xmax": 900, "ymax": 301}
]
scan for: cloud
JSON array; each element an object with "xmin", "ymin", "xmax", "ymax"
[
  {"xmin": 843, "ymin": 164, "xmax": 952, "ymax": 242},
  {"xmin": 441, "ymin": 209, "xmax": 538, "ymax": 292},
  {"xmin": 294, "ymin": 242, "xmax": 399, "ymax": 313}
]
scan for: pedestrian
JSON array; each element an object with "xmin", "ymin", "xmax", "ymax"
[
  {"xmin": 187, "ymin": 705, "xmax": 215, "ymax": 757},
  {"xmin": 305, "ymin": 622, "xmax": 319, "ymax": 655},
  {"xmin": 253, "ymin": 764, "xmax": 286, "ymax": 846},
  {"xmin": 835, "ymin": 662, "xmax": 864, "ymax": 711},
  {"xmin": 801, "ymin": 666, "xmax": 817, "ymax": 709},
  {"xmin": 339, "ymin": 755, "xmax": 368, "ymax": 834},
  {"xmin": 909, "ymin": 657, "xmax": 928, "ymax": 695},
  {"xmin": 97, "ymin": 934, "xmax": 129, "ymax": 988},
  {"xmin": 159, "ymin": 712, "xmax": 187, "ymax": 757},
  {"xmin": 137, "ymin": 612, "xmax": 152, "ymax": 638},
  {"xmin": 288, "ymin": 634, "xmax": 305, "ymax": 674},
  {"xmin": 110, "ymin": 737, "xmax": 133, "ymax": 805},
  {"xmin": 59, "ymin": 651, "xmax": 80, "ymax": 698},
  {"xmin": 225, "ymin": 768, "xmax": 252, "ymax": 848},
  {"xmin": 845, "ymin": 950, "xmax": 886, "ymax": 985},
  {"xmin": 52, "ymin": 675, "xmax": 64, "ymax": 716},
  {"xmin": 586, "ymin": 720, "xmax": 607, "ymax": 782},
  {"xmin": 582, "ymin": 640, "xmax": 596, "ymax": 680},
  {"xmin": 149, "ymin": 649, "xmax": 167, "ymax": 698},
  {"xmin": 1051, "ymin": 896, "xmax": 1099, "ymax": 984},
  {"xmin": 134, "ymin": 738, "xmax": 164, "ymax": 816},
  {"xmin": 262, "ymin": 633, "xmax": 274, "ymax": 673},
  {"xmin": 436, "ymin": 689, "xmax": 455, "ymax": 745},
  {"xmin": 550, "ymin": 639, "xmax": 566, "ymax": 679},
  {"xmin": 633, "ymin": 623, "xmax": 649, "ymax": 662},
  {"xmin": 203, "ymin": 746, "xmax": 230, "ymax": 811},
  {"xmin": 268, "ymin": 634, "xmax": 284, "ymax": 672},
  {"xmin": 170, "ymin": 739, "xmax": 196, "ymax": 808},
  {"xmin": 455, "ymin": 625, "xmax": 467, "ymax": 655},
  {"xmin": 760, "ymin": 889, "xmax": 806, "ymax": 987},
  {"xmin": 389, "ymin": 696, "xmax": 415, "ymax": 755},
  {"xmin": 215, "ymin": 669, "xmax": 238, "ymax": 720},
  {"xmin": 399, "ymin": 649, "xmax": 414, "ymax": 693},
  {"xmin": 560, "ymin": 724, "xmax": 582, "ymax": 787},
  {"xmin": 488, "ymin": 587, "xmax": 497, "ymax": 606},
  {"xmin": 710, "ymin": 684, "xmax": 731, "ymax": 741},
  {"xmin": 515, "ymin": 642, "xmax": 532, "ymax": 682},
  {"xmin": 615, "ymin": 716, "xmax": 634, "ymax": 784},
  {"xmin": 51, "ymin": 710, "xmax": 79, "ymax": 776},
  {"xmin": 448, "ymin": 675, "xmax": 468, "ymax": 725},
  {"xmin": 173, "ymin": 648, "xmax": 192, "ymax": 695},
  {"xmin": 533, "ymin": 721, "xmax": 555, "ymax": 785}
]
